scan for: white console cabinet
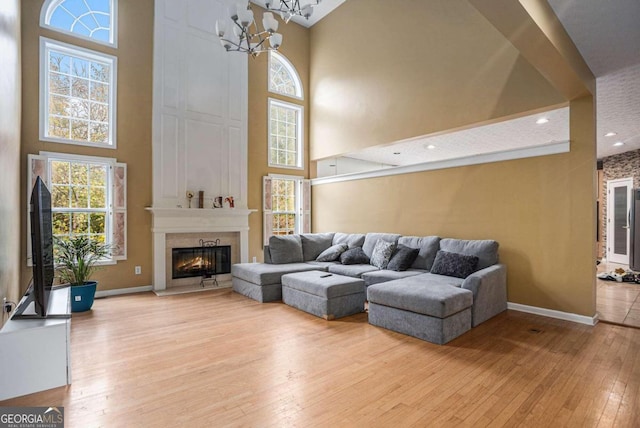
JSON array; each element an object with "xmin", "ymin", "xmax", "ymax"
[{"xmin": 0, "ymin": 287, "xmax": 71, "ymax": 401}]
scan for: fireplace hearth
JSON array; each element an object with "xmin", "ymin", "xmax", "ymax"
[{"xmin": 172, "ymin": 244, "xmax": 231, "ymax": 280}]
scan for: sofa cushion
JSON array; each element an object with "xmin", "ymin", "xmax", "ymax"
[
  {"xmin": 397, "ymin": 236, "xmax": 441, "ymax": 271},
  {"xmin": 387, "ymin": 244, "xmax": 420, "ymax": 271},
  {"xmin": 362, "ymin": 233, "xmax": 401, "ymax": 258},
  {"xmin": 430, "ymin": 250, "xmax": 479, "ymax": 279},
  {"xmin": 361, "ymin": 269, "xmax": 426, "ymax": 287},
  {"xmin": 269, "ymin": 235, "xmax": 304, "ymax": 264},
  {"xmin": 367, "ymin": 278, "xmax": 473, "ymax": 318},
  {"xmin": 332, "ymin": 233, "xmax": 366, "ymax": 249},
  {"xmin": 305, "ymin": 260, "xmax": 339, "ymax": 269},
  {"xmin": 370, "ymin": 240, "xmax": 396, "ymax": 269},
  {"xmin": 231, "ymin": 262, "xmax": 318, "ymax": 286},
  {"xmin": 439, "ymin": 238, "xmax": 498, "ymax": 270},
  {"xmin": 328, "ymin": 264, "xmax": 379, "ymax": 278},
  {"xmin": 415, "ymin": 272, "xmax": 464, "ymax": 288},
  {"xmin": 340, "ymin": 247, "xmax": 370, "ymax": 265},
  {"xmin": 301, "ymin": 233, "xmax": 335, "ymax": 261},
  {"xmin": 316, "ymin": 243, "xmax": 348, "ymax": 262}
]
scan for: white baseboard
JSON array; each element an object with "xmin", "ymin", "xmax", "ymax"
[
  {"xmin": 95, "ymin": 286, "xmax": 153, "ymax": 298},
  {"xmin": 507, "ymin": 302, "xmax": 599, "ymax": 326}
]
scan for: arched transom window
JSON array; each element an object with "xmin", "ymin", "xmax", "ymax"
[
  {"xmin": 41, "ymin": 0, "xmax": 117, "ymax": 46},
  {"xmin": 269, "ymin": 51, "xmax": 303, "ymax": 99}
]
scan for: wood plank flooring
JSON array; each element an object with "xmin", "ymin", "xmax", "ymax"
[
  {"xmin": 596, "ymin": 261, "xmax": 640, "ymax": 326},
  {"xmin": 2, "ymin": 289, "xmax": 640, "ymax": 427}
]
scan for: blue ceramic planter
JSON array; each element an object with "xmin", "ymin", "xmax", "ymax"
[{"xmin": 71, "ymin": 281, "xmax": 97, "ymax": 312}]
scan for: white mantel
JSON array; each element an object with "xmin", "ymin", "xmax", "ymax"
[{"xmin": 147, "ymin": 207, "xmax": 256, "ymax": 292}]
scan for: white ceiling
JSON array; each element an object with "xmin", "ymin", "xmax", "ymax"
[{"xmin": 255, "ymin": 1, "xmax": 640, "ymax": 166}]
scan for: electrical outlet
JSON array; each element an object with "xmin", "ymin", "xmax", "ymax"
[{"xmin": 135, "ymin": 266, "xmax": 142, "ymax": 275}]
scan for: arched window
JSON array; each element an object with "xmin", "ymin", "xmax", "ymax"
[
  {"xmin": 41, "ymin": 0, "xmax": 117, "ymax": 46},
  {"xmin": 269, "ymin": 51, "xmax": 303, "ymax": 99}
]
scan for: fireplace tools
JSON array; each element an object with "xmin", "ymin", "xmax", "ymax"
[{"xmin": 199, "ymin": 239, "xmax": 221, "ymax": 288}]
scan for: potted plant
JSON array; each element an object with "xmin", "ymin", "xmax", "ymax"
[{"xmin": 54, "ymin": 236, "xmax": 112, "ymax": 312}]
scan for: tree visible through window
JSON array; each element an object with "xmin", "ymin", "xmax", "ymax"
[
  {"xmin": 50, "ymin": 159, "xmax": 109, "ymax": 244},
  {"xmin": 269, "ymin": 99, "xmax": 302, "ymax": 168},
  {"xmin": 269, "ymin": 51, "xmax": 302, "ymax": 98},
  {"xmin": 41, "ymin": 38, "xmax": 116, "ymax": 147},
  {"xmin": 41, "ymin": 0, "xmax": 116, "ymax": 46},
  {"xmin": 271, "ymin": 178, "xmax": 297, "ymax": 235}
]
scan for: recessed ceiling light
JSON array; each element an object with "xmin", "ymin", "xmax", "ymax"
[
  {"xmin": 393, "ymin": 152, "xmax": 401, "ymax": 155},
  {"xmin": 605, "ymin": 132, "xmax": 617, "ymax": 137},
  {"xmin": 613, "ymin": 142, "xmax": 625, "ymax": 147},
  {"xmin": 427, "ymin": 145, "xmax": 436, "ymax": 150},
  {"xmin": 536, "ymin": 118, "xmax": 549, "ymax": 125}
]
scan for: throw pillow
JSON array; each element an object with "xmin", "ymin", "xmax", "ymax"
[
  {"xmin": 340, "ymin": 247, "xmax": 370, "ymax": 265},
  {"xmin": 268, "ymin": 235, "xmax": 304, "ymax": 264},
  {"xmin": 369, "ymin": 240, "xmax": 396, "ymax": 269},
  {"xmin": 430, "ymin": 250, "xmax": 479, "ymax": 279},
  {"xmin": 387, "ymin": 244, "xmax": 420, "ymax": 271},
  {"xmin": 316, "ymin": 243, "xmax": 348, "ymax": 262}
]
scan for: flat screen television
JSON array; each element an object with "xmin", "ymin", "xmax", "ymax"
[{"xmin": 13, "ymin": 176, "xmax": 56, "ymax": 319}]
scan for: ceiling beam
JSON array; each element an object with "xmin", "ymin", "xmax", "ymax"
[{"xmin": 468, "ymin": 0, "xmax": 595, "ymax": 100}]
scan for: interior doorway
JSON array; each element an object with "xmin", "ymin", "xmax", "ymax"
[{"xmin": 606, "ymin": 177, "xmax": 633, "ymax": 265}]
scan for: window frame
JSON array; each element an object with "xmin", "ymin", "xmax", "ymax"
[
  {"xmin": 28, "ymin": 152, "xmax": 121, "ymax": 266},
  {"xmin": 40, "ymin": 0, "xmax": 118, "ymax": 48},
  {"xmin": 268, "ymin": 51, "xmax": 303, "ymax": 100},
  {"xmin": 39, "ymin": 37, "xmax": 118, "ymax": 149},
  {"xmin": 268, "ymin": 98, "xmax": 304, "ymax": 170},
  {"xmin": 269, "ymin": 174, "xmax": 304, "ymax": 236}
]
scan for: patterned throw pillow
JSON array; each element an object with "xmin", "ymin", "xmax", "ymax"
[
  {"xmin": 430, "ymin": 250, "xmax": 479, "ymax": 279},
  {"xmin": 316, "ymin": 244, "xmax": 348, "ymax": 262},
  {"xmin": 387, "ymin": 244, "xmax": 420, "ymax": 271},
  {"xmin": 370, "ymin": 240, "xmax": 396, "ymax": 269},
  {"xmin": 340, "ymin": 247, "xmax": 370, "ymax": 265}
]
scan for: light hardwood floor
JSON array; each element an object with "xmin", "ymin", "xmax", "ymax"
[
  {"xmin": 2, "ymin": 289, "xmax": 640, "ymax": 427},
  {"xmin": 596, "ymin": 261, "xmax": 640, "ymax": 326}
]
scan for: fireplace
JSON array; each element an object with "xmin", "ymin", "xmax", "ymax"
[{"xmin": 172, "ymin": 245, "xmax": 231, "ymax": 279}]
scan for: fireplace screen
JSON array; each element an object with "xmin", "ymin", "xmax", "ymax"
[{"xmin": 172, "ymin": 245, "xmax": 231, "ymax": 279}]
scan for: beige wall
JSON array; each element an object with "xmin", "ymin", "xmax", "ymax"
[
  {"xmin": 247, "ymin": 8, "xmax": 310, "ymax": 262},
  {"xmin": 309, "ymin": 0, "xmax": 596, "ymax": 316},
  {"xmin": 0, "ymin": 0, "xmax": 22, "ymax": 321},
  {"xmin": 309, "ymin": 0, "xmax": 566, "ymax": 160},
  {"xmin": 20, "ymin": 0, "xmax": 154, "ymax": 292}
]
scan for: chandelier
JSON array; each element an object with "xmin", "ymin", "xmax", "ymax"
[
  {"xmin": 265, "ymin": 0, "xmax": 322, "ymax": 23},
  {"xmin": 216, "ymin": 2, "xmax": 282, "ymax": 57}
]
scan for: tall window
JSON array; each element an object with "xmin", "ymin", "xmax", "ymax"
[
  {"xmin": 263, "ymin": 175, "xmax": 310, "ymax": 245},
  {"xmin": 28, "ymin": 153, "xmax": 127, "ymax": 263},
  {"xmin": 41, "ymin": 0, "xmax": 117, "ymax": 46},
  {"xmin": 40, "ymin": 38, "xmax": 117, "ymax": 148},
  {"xmin": 269, "ymin": 51, "xmax": 303, "ymax": 99},
  {"xmin": 269, "ymin": 99, "xmax": 303, "ymax": 169}
]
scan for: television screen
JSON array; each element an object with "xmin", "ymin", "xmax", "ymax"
[{"xmin": 14, "ymin": 176, "xmax": 55, "ymax": 318}]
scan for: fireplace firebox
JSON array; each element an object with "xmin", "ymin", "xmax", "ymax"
[{"xmin": 172, "ymin": 244, "xmax": 231, "ymax": 280}]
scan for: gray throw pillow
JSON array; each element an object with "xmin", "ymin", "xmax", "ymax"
[
  {"xmin": 369, "ymin": 240, "xmax": 396, "ymax": 269},
  {"xmin": 316, "ymin": 243, "xmax": 348, "ymax": 262},
  {"xmin": 430, "ymin": 250, "xmax": 479, "ymax": 279},
  {"xmin": 340, "ymin": 247, "xmax": 370, "ymax": 265},
  {"xmin": 387, "ymin": 244, "xmax": 420, "ymax": 271},
  {"xmin": 268, "ymin": 235, "xmax": 303, "ymax": 264}
]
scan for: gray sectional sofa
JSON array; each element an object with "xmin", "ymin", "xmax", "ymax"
[{"xmin": 231, "ymin": 232, "xmax": 507, "ymax": 344}]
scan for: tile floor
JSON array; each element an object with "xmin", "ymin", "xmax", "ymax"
[{"xmin": 596, "ymin": 261, "xmax": 640, "ymax": 326}]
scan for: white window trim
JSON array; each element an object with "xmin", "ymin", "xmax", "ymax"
[
  {"xmin": 269, "ymin": 174, "xmax": 305, "ymax": 235},
  {"xmin": 39, "ymin": 37, "xmax": 118, "ymax": 149},
  {"xmin": 27, "ymin": 151, "xmax": 120, "ymax": 266},
  {"xmin": 40, "ymin": 0, "xmax": 118, "ymax": 48},
  {"xmin": 268, "ymin": 51, "xmax": 303, "ymax": 100},
  {"xmin": 268, "ymin": 98, "xmax": 304, "ymax": 170}
]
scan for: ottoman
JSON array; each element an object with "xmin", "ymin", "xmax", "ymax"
[
  {"xmin": 367, "ymin": 278, "xmax": 473, "ymax": 345},
  {"xmin": 281, "ymin": 271, "xmax": 366, "ymax": 320}
]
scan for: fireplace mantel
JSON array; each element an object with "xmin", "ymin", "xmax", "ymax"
[{"xmin": 147, "ymin": 206, "xmax": 256, "ymax": 292}]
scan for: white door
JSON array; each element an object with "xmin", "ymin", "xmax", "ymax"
[{"xmin": 607, "ymin": 178, "xmax": 633, "ymax": 264}]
